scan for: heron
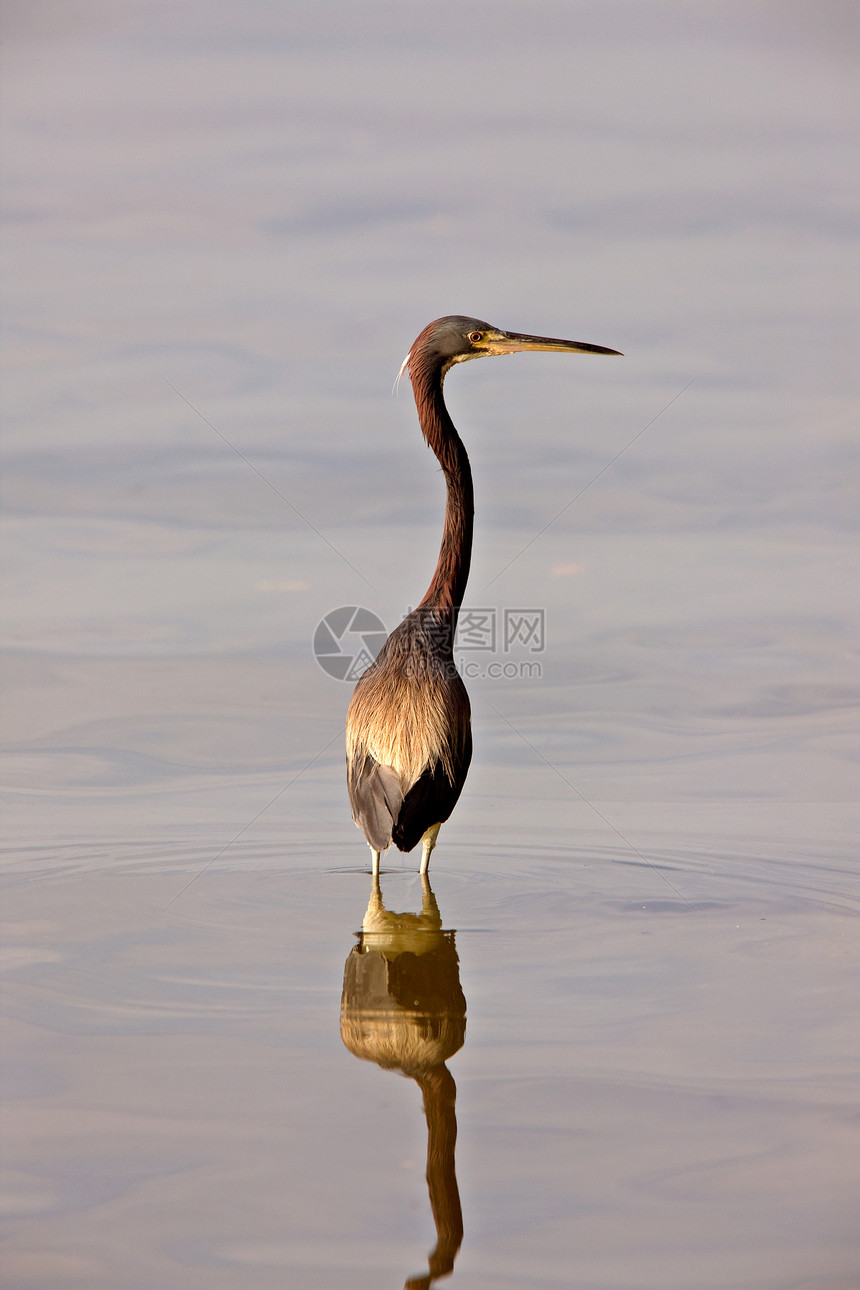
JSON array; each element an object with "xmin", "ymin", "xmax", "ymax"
[{"xmin": 347, "ymin": 316, "xmax": 621, "ymax": 876}]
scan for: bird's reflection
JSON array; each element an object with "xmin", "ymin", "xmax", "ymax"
[{"xmin": 340, "ymin": 874, "xmax": 465, "ymax": 1288}]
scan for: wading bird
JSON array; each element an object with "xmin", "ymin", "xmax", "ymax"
[{"xmin": 347, "ymin": 316, "xmax": 621, "ymax": 876}]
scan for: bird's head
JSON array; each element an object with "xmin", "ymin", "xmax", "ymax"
[{"xmin": 398, "ymin": 315, "xmax": 621, "ymax": 385}]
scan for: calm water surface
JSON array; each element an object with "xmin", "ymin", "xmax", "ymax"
[{"xmin": 2, "ymin": 4, "xmax": 858, "ymax": 1288}]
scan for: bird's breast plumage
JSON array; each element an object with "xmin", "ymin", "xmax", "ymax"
[{"xmin": 346, "ymin": 615, "xmax": 471, "ymax": 795}]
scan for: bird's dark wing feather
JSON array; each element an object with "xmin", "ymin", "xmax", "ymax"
[
  {"xmin": 347, "ymin": 754, "xmax": 403, "ymax": 852},
  {"xmin": 392, "ymin": 729, "xmax": 472, "ymax": 853}
]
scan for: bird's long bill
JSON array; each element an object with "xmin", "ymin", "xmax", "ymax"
[{"xmin": 486, "ymin": 330, "xmax": 622, "ymax": 357}]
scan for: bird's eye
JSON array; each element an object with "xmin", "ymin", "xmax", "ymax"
[{"xmin": 468, "ymin": 331, "xmax": 483, "ymax": 342}]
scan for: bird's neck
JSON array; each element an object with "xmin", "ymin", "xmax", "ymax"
[{"xmin": 412, "ymin": 367, "xmax": 474, "ymax": 627}]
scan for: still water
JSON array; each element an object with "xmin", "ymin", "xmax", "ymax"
[{"xmin": 2, "ymin": 4, "xmax": 858, "ymax": 1287}]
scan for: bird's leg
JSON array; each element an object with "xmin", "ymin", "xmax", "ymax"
[
  {"xmin": 419, "ymin": 823, "xmax": 442, "ymax": 875},
  {"xmin": 370, "ymin": 847, "xmax": 381, "ymax": 879}
]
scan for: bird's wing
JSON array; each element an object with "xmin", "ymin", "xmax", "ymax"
[
  {"xmin": 347, "ymin": 753, "xmax": 404, "ymax": 852},
  {"xmin": 392, "ymin": 728, "xmax": 472, "ymax": 854}
]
